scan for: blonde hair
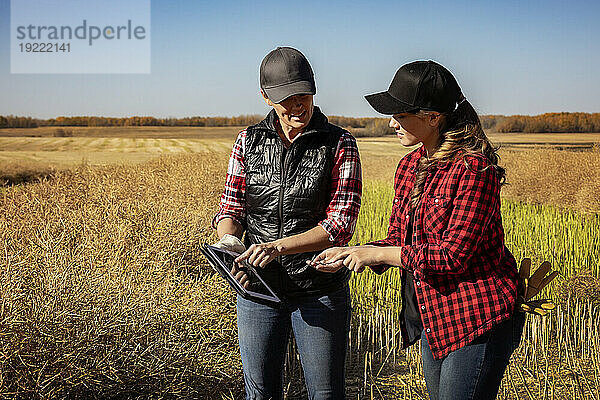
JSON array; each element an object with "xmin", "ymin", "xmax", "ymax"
[{"xmin": 409, "ymin": 101, "xmax": 505, "ymax": 211}]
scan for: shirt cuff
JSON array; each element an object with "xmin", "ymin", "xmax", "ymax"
[
  {"xmin": 211, "ymin": 213, "xmax": 245, "ymax": 230},
  {"xmin": 365, "ymin": 240, "xmax": 394, "ymax": 275},
  {"xmin": 401, "ymin": 244, "xmax": 426, "ymax": 280},
  {"xmin": 318, "ymin": 219, "xmax": 343, "ymax": 245}
]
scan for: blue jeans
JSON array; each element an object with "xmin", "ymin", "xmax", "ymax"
[
  {"xmin": 421, "ymin": 312, "xmax": 525, "ymax": 400},
  {"xmin": 236, "ymin": 285, "xmax": 351, "ymax": 400}
]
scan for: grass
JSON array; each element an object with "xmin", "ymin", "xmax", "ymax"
[
  {"xmin": 0, "ymin": 160, "xmax": 56, "ymax": 186},
  {"xmin": 356, "ymin": 139, "xmax": 600, "ymax": 214},
  {"xmin": 501, "ymin": 147, "xmax": 600, "ymax": 213},
  {"xmin": 0, "ymin": 154, "xmax": 244, "ymax": 398},
  {"xmin": 348, "ymin": 182, "xmax": 600, "ymax": 399}
]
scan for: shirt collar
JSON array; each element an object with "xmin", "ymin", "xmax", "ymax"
[
  {"xmin": 411, "ymin": 145, "xmax": 451, "ymax": 171},
  {"xmin": 262, "ymin": 106, "xmax": 328, "ymax": 135}
]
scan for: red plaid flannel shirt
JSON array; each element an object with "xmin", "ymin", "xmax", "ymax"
[
  {"xmin": 212, "ymin": 129, "xmax": 362, "ymax": 246},
  {"xmin": 369, "ymin": 145, "xmax": 519, "ymax": 359}
]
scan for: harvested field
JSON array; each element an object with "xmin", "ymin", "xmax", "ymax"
[
  {"xmin": 1, "ymin": 126, "xmax": 599, "ymax": 398},
  {"xmin": 0, "ymin": 154, "xmax": 244, "ymax": 398}
]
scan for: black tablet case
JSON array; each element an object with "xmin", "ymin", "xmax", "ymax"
[{"xmin": 200, "ymin": 244, "xmax": 283, "ymax": 308}]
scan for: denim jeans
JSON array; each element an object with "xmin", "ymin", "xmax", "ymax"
[
  {"xmin": 421, "ymin": 312, "xmax": 525, "ymax": 400},
  {"xmin": 236, "ymin": 285, "xmax": 351, "ymax": 400}
]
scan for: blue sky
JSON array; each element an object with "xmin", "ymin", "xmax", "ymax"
[{"xmin": 1, "ymin": 0, "xmax": 599, "ymax": 118}]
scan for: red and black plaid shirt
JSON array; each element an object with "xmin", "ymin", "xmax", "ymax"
[
  {"xmin": 369, "ymin": 145, "xmax": 519, "ymax": 359},
  {"xmin": 213, "ymin": 128, "xmax": 362, "ymax": 246}
]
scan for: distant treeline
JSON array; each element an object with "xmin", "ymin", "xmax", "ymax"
[
  {"xmin": 482, "ymin": 113, "xmax": 600, "ymax": 133},
  {"xmin": 0, "ymin": 115, "xmax": 265, "ymax": 128},
  {"xmin": 0, "ymin": 114, "xmax": 394, "ymax": 137},
  {"xmin": 2, "ymin": 112, "xmax": 600, "ymax": 133}
]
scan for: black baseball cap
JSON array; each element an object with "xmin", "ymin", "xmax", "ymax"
[
  {"xmin": 365, "ymin": 60, "xmax": 463, "ymax": 114},
  {"xmin": 260, "ymin": 47, "xmax": 316, "ymax": 103}
]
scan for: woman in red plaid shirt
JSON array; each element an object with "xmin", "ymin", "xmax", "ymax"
[{"xmin": 310, "ymin": 61, "xmax": 524, "ymax": 400}]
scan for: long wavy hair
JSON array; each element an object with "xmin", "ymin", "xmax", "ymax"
[{"xmin": 409, "ymin": 98, "xmax": 505, "ymax": 211}]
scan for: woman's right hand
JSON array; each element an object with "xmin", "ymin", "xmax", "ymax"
[
  {"xmin": 309, "ymin": 246, "xmax": 382, "ymax": 273},
  {"xmin": 307, "ymin": 247, "xmax": 348, "ymax": 273}
]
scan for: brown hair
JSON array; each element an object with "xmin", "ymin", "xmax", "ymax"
[{"xmin": 409, "ymin": 99, "xmax": 505, "ymax": 211}]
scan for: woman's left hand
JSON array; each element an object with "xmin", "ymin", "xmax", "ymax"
[
  {"xmin": 235, "ymin": 241, "xmax": 284, "ymax": 268},
  {"xmin": 309, "ymin": 246, "xmax": 382, "ymax": 273}
]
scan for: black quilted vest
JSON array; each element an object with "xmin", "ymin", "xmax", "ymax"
[{"xmin": 243, "ymin": 107, "xmax": 350, "ymax": 298}]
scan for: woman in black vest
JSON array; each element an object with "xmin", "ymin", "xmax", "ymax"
[{"xmin": 212, "ymin": 47, "xmax": 362, "ymax": 400}]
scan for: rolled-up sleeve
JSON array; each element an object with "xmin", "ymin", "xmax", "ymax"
[
  {"xmin": 212, "ymin": 130, "xmax": 247, "ymax": 229},
  {"xmin": 367, "ymin": 236, "xmax": 400, "ymax": 275},
  {"xmin": 318, "ymin": 132, "xmax": 362, "ymax": 245}
]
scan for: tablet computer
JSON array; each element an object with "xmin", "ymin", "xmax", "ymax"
[{"xmin": 200, "ymin": 244, "xmax": 283, "ymax": 308}]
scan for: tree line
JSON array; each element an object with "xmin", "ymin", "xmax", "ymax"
[
  {"xmin": 2, "ymin": 112, "xmax": 600, "ymax": 133},
  {"xmin": 0, "ymin": 115, "xmax": 265, "ymax": 128},
  {"xmin": 483, "ymin": 113, "xmax": 600, "ymax": 133},
  {"xmin": 0, "ymin": 114, "xmax": 394, "ymax": 136}
]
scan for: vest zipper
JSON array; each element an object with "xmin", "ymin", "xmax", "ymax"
[
  {"xmin": 277, "ymin": 143, "xmax": 289, "ymax": 294},
  {"xmin": 278, "ymin": 145, "xmax": 287, "ymax": 241}
]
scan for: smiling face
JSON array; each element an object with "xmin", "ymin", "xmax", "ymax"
[
  {"xmin": 389, "ymin": 112, "xmax": 443, "ymax": 155},
  {"xmin": 262, "ymin": 92, "xmax": 314, "ymax": 134}
]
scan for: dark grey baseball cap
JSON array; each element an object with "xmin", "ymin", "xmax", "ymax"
[{"xmin": 260, "ymin": 47, "xmax": 316, "ymax": 103}]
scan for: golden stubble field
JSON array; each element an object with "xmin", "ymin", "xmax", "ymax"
[{"xmin": 1, "ymin": 126, "xmax": 600, "ymax": 399}]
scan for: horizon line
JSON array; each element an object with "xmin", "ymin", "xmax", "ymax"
[{"xmin": 3, "ymin": 110, "xmax": 600, "ymax": 121}]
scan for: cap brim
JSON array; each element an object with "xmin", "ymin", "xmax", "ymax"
[
  {"xmin": 365, "ymin": 91, "xmax": 418, "ymax": 115},
  {"xmin": 263, "ymin": 80, "xmax": 316, "ymax": 104}
]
